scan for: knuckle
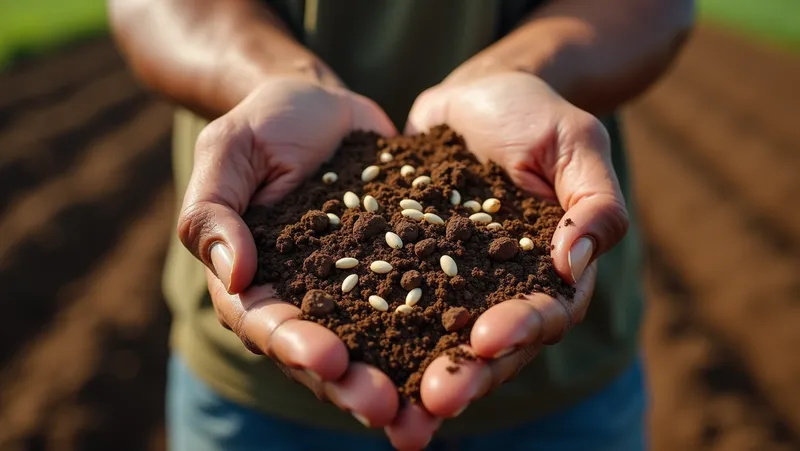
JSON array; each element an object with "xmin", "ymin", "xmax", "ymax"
[
  {"xmin": 563, "ymin": 112, "xmax": 611, "ymax": 154},
  {"xmin": 602, "ymin": 197, "xmax": 631, "ymax": 249},
  {"xmin": 176, "ymin": 201, "xmax": 216, "ymax": 262}
]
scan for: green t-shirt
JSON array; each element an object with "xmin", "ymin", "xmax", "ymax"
[{"xmin": 163, "ymin": 0, "xmax": 644, "ymax": 436}]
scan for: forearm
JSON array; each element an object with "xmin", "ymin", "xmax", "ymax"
[
  {"xmin": 108, "ymin": 0, "xmax": 340, "ymax": 118},
  {"xmin": 457, "ymin": 0, "xmax": 695, "ymax": 115}
]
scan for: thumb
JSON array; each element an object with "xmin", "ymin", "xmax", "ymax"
[
  {"xmin": 547, "ymin": 114, "xmax": 629, "ymax": 283},
  {"xmin": 178, "ymin": 118, "xmax": 258, "ymax": 294}
]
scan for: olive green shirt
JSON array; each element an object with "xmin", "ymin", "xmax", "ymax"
[{"xmin": 164, "ymin": 0, "xmax": 644, "ymax": 436}]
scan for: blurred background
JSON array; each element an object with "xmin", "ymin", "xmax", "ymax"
[{"xmin": 0, "ymin": 1, "xmax": 798, "ymax": 450}]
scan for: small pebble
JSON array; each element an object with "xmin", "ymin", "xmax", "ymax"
[
  {"xmin": 395, "ymin": 304, "xmax": 413, "ymax": 315},
  {"xmin": 326, "ymin": 213, "xmax": 340, "ymax": 227},
  {"xmin": 487, "ymin": 222, "xmax": 503, "ymax": 231},
  {"xmin": 385, "ymin": 232, "xmax": 403, "ymax": 249},
  {"xmin": 370, "ymin": 260, "xmax": 393, "ymax": 274},
  {"xmin": 469, "ymin": 212, "xmax": 492, "ymax": 224},
  {"xmin": 341, "ymin": 274, "xmax": 359, "ymax": 293},
  {"xmin": 363, "ymin": 195, "xmax": 379, "ymax": 212},
  {"xmin": 335, "ymin": 257, "xmax": 359, "ymax": 269},
  {"xmin": 463, "ymin": 200, "xmax": 481, "ymax": 213},
  {"xmin": 368, "ymin": 295, "xmax": 389, "ymax": 312},
  {"xmin": 400, "ymin": 165, "xmax": 416, "ymax": 177},
  {"xmin": 442, "ymin": 307, "xmax": 471, "ymax": 332},
  {"xmin": 401, "ymin": 209, "xmax": 424, "ymax": 220},
  {"xmin": 520, "ymin": 237, "xmax": 534, "ymax": 251},
  {"xmin": 405, "ymin": 288, "xmax": 422, "ymax": 306},
  {"xmin": 450, "ymin": 189, "xmax": 462, "ymax": 205},
  {"xmin": 322, "ymin": 172, "xmax": 338, "ymax": 184},
  {"xmin": 412, "ymin": 175, "xmax": 431, "ymax": 187},
  {"xmin": 361, "ymin": 165, "xmax": 380, "ymax": 182},
  {"xmin": 301, "ymin": 290, "xmax": 335, "ymax": 317},
  {"xmin": 379, "ymin": 152, "xmax": 394, "ymax": 163},
  {"xmin": 423, "ymin": 213, "xmax": 444, "ymax": 225},
  {"xmin": 482, "ymin": 198, "xmax": 501, "ymax": 213},
  {"xmin": 440, "ymin": 255, "xmax": 458, "ymax": 277},
  {"xmin": 343, "ymin": 191, "xmax": 360, "ymax": 208},
  {"xmin": 400, "ymin": 270, "xmax": 422, "ymax": 290},
  {"xmin": 399, "ymin": 199, "xmax": 423, "ymax": 211},
  {"xmin": 488, "ymin": 237, "xmax": 519, "ymax": 262}
]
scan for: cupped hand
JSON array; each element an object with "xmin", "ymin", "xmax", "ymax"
[
  {"xmin": 391, "ymin": 71, "xmax": 630, "ymax": 440},
  {"xmin": 177, "ymin": 77, "xmax": 401, "ymax": 428}
]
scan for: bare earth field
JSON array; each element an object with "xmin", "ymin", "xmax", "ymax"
[{"xmin": 1, "ymin": 25, "xmax": 798, "ymax": 450}]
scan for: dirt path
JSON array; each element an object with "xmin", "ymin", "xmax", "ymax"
[{"xmin": 0, "ymin": 25, "xmax": 798, "ymax": 450}]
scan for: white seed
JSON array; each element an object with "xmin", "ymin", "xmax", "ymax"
[
  {"xmin": 326, "ymin": 213, "xmax": 341, "ymax": 227},
  {"xmin": 401, "ymin": 209, "xmax": 424, "ymax": 220},
  {"xmin": 322, "ymin": 172, "xmax": 338, "ymax": 184},
  {"xmin": 440, "ymin": 255, "xmax": 458, "ymax": 277},
  {"xmin": 400, "ymin": 165, "xmax": 416, "ymax": 177},
  {"xmin": 463, "ymin": 200, "xmax": 482, "ymax": 213},
  {"xmin": 486, "ymin": 222, "xmax": 503, "ymax": 231},
  {"xmin": 385, "ymin": 232, "xmax": 403, "ymax": 249},
  {"xmin": 343, "ymin": 191, "xmax": 360, "ymax": 208},
  {"xmin": 395, "ymin": 304, "xmax": 413, "ymax": 315},
  {"xmin": 361, "ymin": 165, "xmax": 380, "ymax": 182},
  {"xmin": 412, "ymin": 175, "xmax": 431, "ymax": 187},
  {"xmin": 399, "ymin": 199, "xmax": 423, "ymax": 211},
  {"xmin": 335, "ymin": 257, "xmax": 359, "ymax": 269},
  {"xmin": 520, "ymin": 237, "xmax": 534, "ymax": 251},
  {"xmin": 363, "ymin": 195, "xmax": 379, "ymax": 212},
  {"xmin": 450, "ymin": 190, "xmax": 462, "ymax": 205},
  {"xmin": 423, "ymin": 213, "xmax": 444, "ymax": 225},
  {"xmin": 482, "ymin": 198, "xmax": 501, "ymax": 214},
  {"xmin": 341, "ymin": 274, "xmax": 359, "ymax": 293},
  {"xmin": 380, "ymin": 152, "xmax": 394, "ymax": 163},
  {"xmin": 405, "ymin": 288, "xmax": 422, "ymax": 306},
  {"xmin": 370, "ymin": 260, "xmax": 393, "ymax": 274},
  {"xmin": 368, "ymin": 295, "xmax": 389, "ymax": 312},
  {"xmin": 469, "ymin": 212, "xmax": 492, "ymax": 224}
]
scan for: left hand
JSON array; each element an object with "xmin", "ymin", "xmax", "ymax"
[{"xmin": 384, "ymin": 71, "xmax": 629, "ymax": 449}]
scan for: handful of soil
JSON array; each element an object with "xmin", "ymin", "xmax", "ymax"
[{"xmin": 244, "ymin": 125, "xmax": 573, "ymax": 402}]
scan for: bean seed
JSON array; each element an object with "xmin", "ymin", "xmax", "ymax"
[
  {"xmin": 335, "ymin": 257, "xmax": 359, "ymax": 269},
  {"xmin": 385, "ymin": 232, "xmax": 403, "ymax": 249},
  {"xmin": 361, "ymin": 165, "xmax": 380, "ymax": 182},
  {"xmin": 400, "ymin": 165, "xmax": 416, "ymax": 177},
  {"xmin": 412, "ymin": 175, "xmax": 431, "ymax": 187},
  {"xmin": 463, "ymin": 200, "xmax": 481, "ymax": 213},
  {"xmin": 450, "ymin": 190, "xmax": 462, "ymax": 205},
  {"xmin": 368, "ymin": 295, "xmax": 389, "ymax": 312},
  {"xmin": 469, "ymin": 212, "xmax": 492, "ymax": 224},
  {"xmin": 401, "ymin": 209, "xmax": 424, "ymax": 220},
  {"xmin": 341, "ymin": 274, "xmax": 359, "ymax": 293},
  {"xmin": 326, "ymin": 213, "xmax": 341, "ymax": 227},
  {"xmin": 343, "ymin": 191, "xmax": 360, "ymax": 208},
  {"xmin": 395, "ymin": 304, "xmax": 413, "ymax": 314},
  {"xmin": 363, "ymin": 195, "xmax": 379, "ymax": 212},
  {"xmin": 370, "ymin": 260, "xmax": 393, "ymax": 274},
  {"xmin": 440, "ymin": 255, "xmax": 458, "ymax": 277},
  {"xmin": 380, "ymin": 152, "xmax": 394, "ymax": 163},
  {"xmin": 520, "ymin": 237, "xmax": 534, "ymax": 251},
  {"xmin": 399, "ymin": 199, "xmax": 423, "ymax": 211},
  {"xmin": 322, "ymin": 172, "xmax": 338, "ymax": 184},
  {"xmin": 486, "ymin": 222, "xmax": 502, "ymax": 231},
  {"xmin": 405, "ymin": 288, "xmax": 422, "ymax": 306},
  {"xmin": 423, "ymin": 213, "xmax": 444, "ymax": 225},
  {"xmin": 482, "ymin": 198, "xmax": 501, "ymax": 213}
]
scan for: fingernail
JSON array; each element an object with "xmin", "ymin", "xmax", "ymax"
[
  {"xmin": 210, "ymin": 242, "xmax": 233, "ymax": 290},
  {"xmin": 352, "ymin": 412, "xmax": 371, "ymax": 428},
  {"xmin": 493, "ymin": 346, "xmax": 516, "ymax": 359},
  {"xmin": 568, "ymin": 236, "xmax": 594, "ymax": 282},
  {"xmin": 452, "ymin": 405, "xmax": 468, "ymax": 418}
]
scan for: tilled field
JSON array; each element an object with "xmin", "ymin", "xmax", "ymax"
[{"xmin": 0, "ymin": 25, "xmax": 798, "ymax": 450}]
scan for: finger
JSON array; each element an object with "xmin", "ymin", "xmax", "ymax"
[
  {"xmin": 208, "ymin": 274, "xmax": 349, "ymax": 380},
  {"xmin": 404, "ymin": 86, "xmax": 454, "ymax": 135},
  {"xmin": 471, "ymin": 262, "xmax": 598, "ymax": 357},
  {"xmin": 178, "ymin": 118, "xmax": 258, "ymax": 293},
  {"xmin": 549, "ymin": 113, "xmax": 629, "ymax": 283},
  {"xmin": 324, "ymin": 363, "xmax": 399, "ymax": 428},
  {"xmin": 385, "ymin": 403, "xmax": 442, "ymax": 451},
  {"xmin": 348, "ymin": 93, "xmax": 398, "ymax": 137},
  {"xmin": 420, "ymin": 348, "xmax": 492, "ymax": 418}
]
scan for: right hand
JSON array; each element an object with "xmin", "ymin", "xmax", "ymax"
[{"xmin": 177, "ymin": 77, "xmax": 402, "ymax": 428}]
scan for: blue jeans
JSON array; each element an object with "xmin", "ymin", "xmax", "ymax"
[{"xmin": 167, "ymin": 355, "xmax": 647, "ymax": 451}]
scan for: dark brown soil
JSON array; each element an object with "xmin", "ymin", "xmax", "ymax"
[{"xmin": 245, "ymin": 125, "xmax": 572, "ymax": 400}]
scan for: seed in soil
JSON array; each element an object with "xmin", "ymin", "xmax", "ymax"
[
  {"xmin": 450, "ymin": 189, "xmax": 461, "ymax": 205},
  {"xmin": 343, "ymin": 191, "xmax": 360, "ymax": 208},
  {"xmin": 487, "ymin": 222, "xmax": 502, "ymax": 230},
  {"xmin": 399, "ymin": 199, "xmax": 423, "ymax": 211},
  {"xmin": 400, "ymin": 165, "xmax": 415, "ymax": 177},
  {"xmin": 482, "ymin": 198, "xmax": 501, "ymax": 213},
  {"xmin": 401, "ymin": 209, "xmax": 424, "ymax": 220},
  {"xmin": 326, "ymin": 213, "xmax": 340, "ymax": 227},
  {"xmin": 395, "ymin": 304, "xmax": 413, "ymax": 314},
  {"xmin": 322, "ymin": 172, "xmax": 338, "ymax": 184},
  {"xmin": 440, "ymin": 255, "xmax": 458, "ymax": 277},
  {"xmin": 370, "ymin": 260, "xmax": 393, "ymax": 274},
  {"xmin": 405, "ymin": 288, "xmax": 422, "ymax": 306},
  {"xmin": 520, "ymin": 237, "xmax": 534, "ymax": 251},
  {"xmin": 423, "ymin": 213, "xmax": 444, "ymax": 225},
  {"xmin": 380, "ymin": 152, "xmax": 393, "ymax": 163},
  {"xmin": 412, "ymin": 175, "xmax": 431, "ymax": 187},
  {"xmin": 362, "ymin": 165, "xmax": 380, "ymax": 182},
  {"xmin": 463, "ymin": 200, "xmax": 481, "ymax": 213},
  {"xmin": 341, "ymin": 274, "xmax": 359, "ymax": 293},
  {"xmin": 385, "ymin": 232, "xmax": 403, "ymax": 249},
  {"xmin": 469, "ymin": 212, "xmax": 492, "ymax": 224},
  {"xmin": 335, "ymin": 257, "xmax": 359, "ymax": 269},
  {"xmin": 368, "ymin": 295, "xmax": 389, "ymax": 312},
  {"xmin": 363, "ymin": 195, "xmax": 379, "ymax": 212}
]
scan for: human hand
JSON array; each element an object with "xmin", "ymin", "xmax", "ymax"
[
  {"xmin": 177, "ymin": 77, "xmax": 403, "ymax": 428},
  {"xmin": 387, "ymin": 71, "xmax": 629, "ymax": 446}
]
